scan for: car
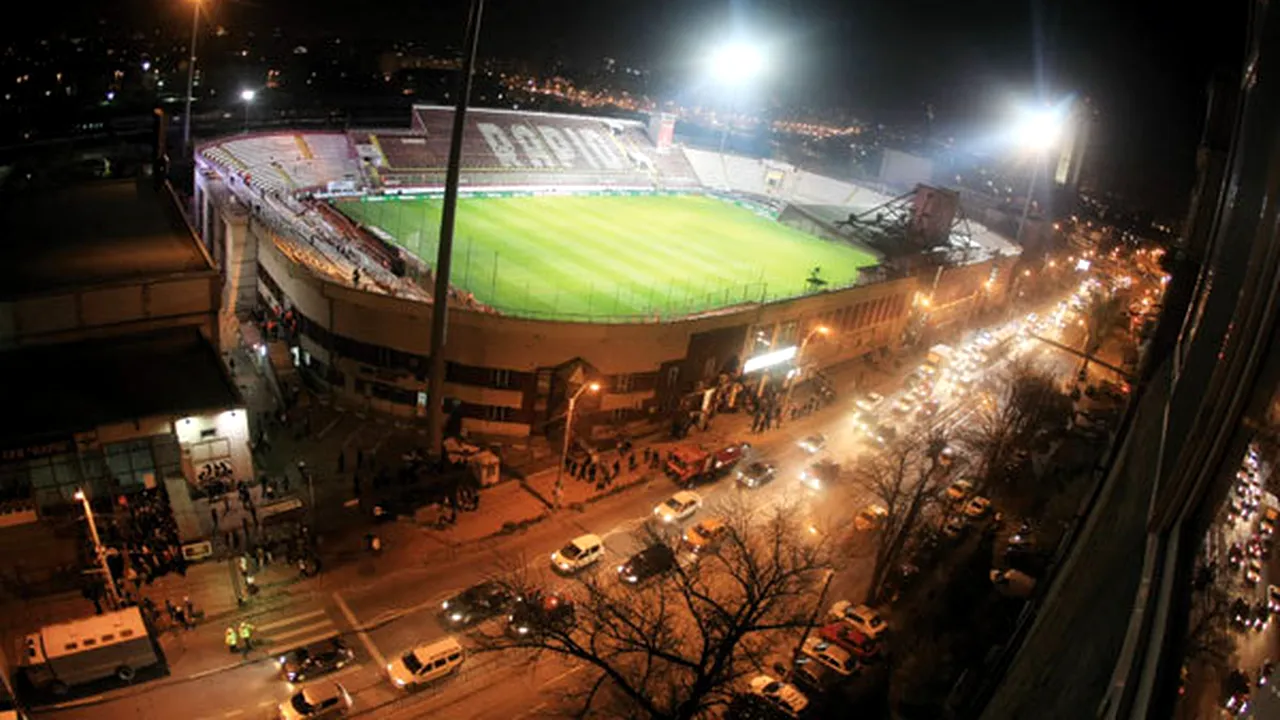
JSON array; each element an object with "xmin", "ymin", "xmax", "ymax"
[
  {"xmin": 1228, "ymin": 543, "xmax": 1245, "ymax": 570},
  {"xmin": 1225, "ymin": 669, "xmax": 1252, "ymax": 716},
  {"xmin": 916, "ymin": 399, "xmax": 941, "ymax": 420},
  {"xmin": 941, "ymin": 515, "xmax": 968, "ymax": 541},
  {"xmin": 990, "ymin": 568, "xmax": 1037, "ymax": 598},
  {"xmin": 385, "ymin": 637, "xmax": 465, "ymax": 690},
  {"xmin": 800, "ymin": 636, "xmax": 859, "ymax": 676},
  {"xmin": 278, "ymin": 638, "xmax": 355, "ymax": 684},
  {"xmin": 1232, "ymin": 597, "xmax": 1252, "ymax": 630},
  {"xmin": 440, "ymin": 581, "xmax": 513, "ymax": 627},
  {"xmin": 798, "ymin": 434, "xmax": 827, "ymax": 454},
  {"xmin": 746, "ymin": 675, "xmax": 809, "ymax": 717},
  {"xmin": 1269, "ymin": 584, "xmax": 1280, "ymax": 614},
  {"xmin": 617, "ymin": 545, "xmax": 677, "ymax": 585},
  {"xmin": 854, "ymin": 505, "xmax": 888, "ymax": 532},
  {"xmin": 963, "ymin": 496, "xmax": 992, "ymax": 519},
  {"xmin": 1245, "ymin": 560, "xmax": 1263, "ymax": 587},
  {"xmin": 827, "ymin": 601, "xmax": 887, "ymax": 640},
  {"xmin": 817, "ymin": 622, "xmax": 882, "ymax": 660},
  {"xmin": 799, "ymin": 458, "xmax": 839, "ymax": 491},
  {"xmin": 683, "ymin": 518, "xmax": 729, "ymax": 554},
  {"xmin": 507, "ymin": 591, "xmax": 576, "ymax": 637},
  {"xmin": 946, "ymin": 479, "xmax": 974, "ymax": 502},
  {"xmin": 936, "ymin": 445, "xmax": 957, "ymax": 468},
  {"xmin": 866, "ymin": 423, "xmax": 897, "ymax": 446},
  {"xmin": 737, "ymin": 462, "xmax": 777, "ymax": 488},
  {"xmin": 1262, "ymin": 508, "xmax": 1279, "ymax": 537},
  {"xmin": 551, "ymin": 534, "xmax": 604, "ymax": 573},
  {"xmin": 277, "ymin": 682, "xmax": 353, "ymax": 720},
  {"xmin": 855, "ymin": 393, "xmax": 884, "ymax": 412},
  {"xmin": 891, "ymin": 398, "xmax": 914, "ymax": 416},
  {"xmin": 851, "ymin": 409, "xmax": 871, "ymax": 431},
  {"xmin": 653, "ymin": 491, "xmax": 702, "ymax": 523}
]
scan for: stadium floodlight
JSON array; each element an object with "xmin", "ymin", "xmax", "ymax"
[
  {"xmin": 240, "ymin": 89, "xmax": 256, "ymax": 102},
  {"xmin": 709, "ymin": 41, "xmax": 766, "ymax": 85},
  {"xmin": 183, "ymin": 0, "xmax": 203, "ymax": 154},
  {"xmin": 1012, "ymin": 104, "xmax": 1066, "ymax": 152}
]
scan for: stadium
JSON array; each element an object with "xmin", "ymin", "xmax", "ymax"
[{"xmin": 193, "ymin": 106, "xmax": 1018, "ymax": 442}]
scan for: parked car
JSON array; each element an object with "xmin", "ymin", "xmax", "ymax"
[
  {"xmin": 854, "ymin": 505, "xmax": 888, "ymax": 532},
  {"xmin": 827, "ymin": 601, "xmax": 887, "ymax": 640},
  {"xmin": 618, "ymin": 545, "xmax": 677, "ymax": 585},
  {"xmin": 818, "ymin": 622, "xmax": 882, "ymax": 661},
  {"xmin": 963, "ymin": 497, "xmax": 992, "ymax": 519},
  {"xmin": 799, "ymin": 459, "xmax": 839, "ymax": 491},
  {"xmin": 440, "ymin": 581, "xmax": 513, "ymax": 628},
  {"xmin": 747, "ymin": 674, "xmax": 809, "ymax": 717},
  {"xmin": 278, "ymin": 638, "xmax": 355, "ymax": 684},
  {"xmin": 855, "ymin": 393, "xmax": 884, "ymax": 412},
  {"xmin": 653, "ymin": 491, "xmax": 702, "ymax": 523},
  {"xmin": 800, "ymin": 637, "xmax": 859, "ymax": 676},
  {"xmin": 946, "ymin": 479, "xmax": 975, "ymax": 502},
  {"xmin": 1246, "ymin": 560, "xmax": 1263, "ymax": 587},
  {"xmin": 798, "ymin": 434, "xmax": 827, "ymax": 454},
  {"xmin": 277, "ymin": 682, "xmax": 352, "ymax": 720},
  {"xmin": 551, "ymin": 534, "xmax": 604, "ymax": 573},
  {"xmin": 990, "ymin": 568, "xmax": 1037, "ymax": 598}
]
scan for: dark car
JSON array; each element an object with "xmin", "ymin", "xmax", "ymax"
[
  {"xmin": 441, "ymin": 580, "xmax": 513, "ymax": 627},
  {"xmin": 618, "ymin": 545, "xmax": 677, "ymax": 585},
  {"xmin": 277, "ymin": 637, "xmax": 355, "ymax": 683},
  {"xmin": 737, "ymin": 462, "xmax": 777, "ymax": 488},
  {"xmin": 507, "ymin": 590, "xmax": 576, "ymax": 637}
]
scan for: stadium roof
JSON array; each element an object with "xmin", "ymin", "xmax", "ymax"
[
  {"xmin": 0, "ymin": 179, "xmax": 211, "ymax": 299},
  {"xmin": 0, "ymin": 327, "xmax": 238, "ymax": 444}
]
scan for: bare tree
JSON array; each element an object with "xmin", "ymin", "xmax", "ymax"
[
  {"xmin": 956, "ymin": 361, "xmax": 1071, "ymax": 492},
  {"xmin": 856, "ymin": 429, "xmax": 951, "ymax": 603},
  {"xmin": 1081, "ymin": 291, "xmax": 1129, "ymax": 375},
  {"xmin": 474, "ymin": 500, "xmax": 837, "ymax": 720}
]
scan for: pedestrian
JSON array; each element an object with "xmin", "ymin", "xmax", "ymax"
[
  {"xmin": 225, "ymin": 626, "xmax": 239, "ymax": 653},
  {"xmin": 184, "ymin": 596, "xmax": 196, "ymax": 627},
  {"xmin": 174, "ymin": 604, "xmax": 188, "ymax": 631},
  {"xmin": 238, "ymin": 621, "xmax": 254, "ymax": 654},
  {"xmin": 256, "ymin": 545, "xmax": 266, "ymax": 568},
  {"xmin": 643, "ymin": 448, "xmax": 651, "ymax": 465},
  {"xmin": 612, "ymin": 459, "xmax": 621, "ymax": 478},
  {"xmin": 242, "ymin": 516, "xmax": 251, "ymax": 538},
  {"xmin": 223, "ymin": 494, "xmax": 231, "ymax": 513},
  {"xmin": 249, "ymin": 504, "xmax": 259, "ymax": 526},
  {"xmin": 165, "ymin": 598, "xmax": 178, "ymax": 625},
  {"xmin": 629, "ymin": 454, "xmax": 638, "ymax": 472},
  {"xmin": 210, "ymin": 506, "xmax": 219, "ymax": 531},
  {"xmin": 588, "ymin": 464, "xmax": 597, "ymax": 483}
]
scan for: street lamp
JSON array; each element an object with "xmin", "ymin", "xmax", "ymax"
[
  {"xmin": 182, "ymin": 0, "xmax": 202, "ymax": 153},
  {"xmin": 554, "ymin": 381, "xmax": 600, "ymax": 508},
  {"xmin": 240, "ymin": 89, "xmax": 256, "ymax": 133},
  {"xmin": 1011, "ymin": 103, "xmax": 1067, "ymax": 243},
  {"xmin": 783, "ymin": 325, "xmax": 829, "ymax": 410},
  {"xmin": 74, "ymin": 489, "xmax": 122, "ymax": 610}
]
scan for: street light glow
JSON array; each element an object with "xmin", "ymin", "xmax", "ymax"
[
  {"xmin": 73, "ymin": 489, "xmax": 85, "ymax": 501},
  {"xmin": 240, "ymin": 88, "xmax": 256, "ymax": 102},
  {"xmin": 1012, "ymin": 105, "xmax": 1065, "ymax": 151},
  {"xmin": 709, "ymin": 42, "xmax": 765, "ymax": 85},
  {"xmin": 588, "ymin": 382, "xmax": 600, "ymax": 392}
]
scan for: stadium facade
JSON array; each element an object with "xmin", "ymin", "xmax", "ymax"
[{"xmin": 193, "ymin": 106, "xmax": 1017, "ymax": 442}]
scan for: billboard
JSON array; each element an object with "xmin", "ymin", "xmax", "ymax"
[{"xmin": 879, "ymin": 149, "xmax": 934, "ymax": 190}]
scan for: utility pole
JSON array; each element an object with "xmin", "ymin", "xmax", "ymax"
[
  {"xmin": 425, "ymin": 0, "xmax": 485, "ymax": 462},
  {"xmin": 74, "ymin": 489, "xmax": 121, "ymax": 610},
  {"xmin": 182, "ymin": 0, "xmax": 201, "ymax": 154},
  {"xmin": 554, "ymin": 382, "xmax": 599, "ymax": 508}
]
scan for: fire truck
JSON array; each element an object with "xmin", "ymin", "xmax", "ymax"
[{"xmin": 665, "ymin": 442, "xmax": 750, "ymax": 487}]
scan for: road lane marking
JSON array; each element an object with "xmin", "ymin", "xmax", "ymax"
[
  {"xmin": 257, "ymin": 608, "xmax": 328, "ymax": 632},
  {"xmin": 366, "ymin": 590, "xmax": 458, "ymax": 628},
  {"xmin": 542, "ymin": 664, "xmax": 585, "ymax": 687},
  {"xmin": 334, "ymin": 591, "xmax": 387, "ymax": 668},
  {"xmin": 223, "ymin": 711, "xmax": 244, "ymax": 718},
  {"xmin": 317, "ymin": 414, "xmax": 345, "ymax": 440},
  {"xmin": 265, "ymin": 620, "xmax": 336, "ymax": 643}
]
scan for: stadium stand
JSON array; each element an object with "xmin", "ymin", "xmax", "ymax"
[
  {"xmin": 722, "ymin": 155, "xmax": 769, "ymax": 196},
  {"xmin": 681, "ymin": 148, "xmax": 731, "ymax": 190},
  {"xmin": 791, "ymin": 171, "xmax": 865, "ymax": 206}
]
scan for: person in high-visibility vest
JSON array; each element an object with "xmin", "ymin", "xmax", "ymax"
[
  {"xmin": 238, "ymin": 621, "xmax": 255, "ymax": 654},
  {"xmin": 225, "ymin": 627, "xmax": 238, "ymax": 653}
]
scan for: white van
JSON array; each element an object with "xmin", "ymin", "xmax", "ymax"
[{"xmin": 386, "ymin": 637, "xmax": 465, "ymax": 689}]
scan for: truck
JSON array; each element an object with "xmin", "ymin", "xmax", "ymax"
[
  {"xmin": 665, "ymin": 442, "xmax": 749, "ymax": 487},
  {"xmin": 922, "ymin": 344, "xmax": 955, "ymax": 376},
  {"xmin": 18, "ymin": 607, "xmax": 160, "ymax": 694}
]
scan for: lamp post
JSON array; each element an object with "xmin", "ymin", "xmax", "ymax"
[
  {"xmin": 782, "ymin": 325, "xmax": 829, "ymax": 411},
  {"xmin": 182, "ymin": 0, "xmax": 202, "ymax": 152},
  {"xmin": 554, "ymin": 381, "xmax": 600, "ymax": 508},
  {"xmin": 240, "ymin": 89, "xmax": 256, "ymax": 133},
  {"xmin": 74, "ymin": 489, "xmax": 121, "ymax": 610}
]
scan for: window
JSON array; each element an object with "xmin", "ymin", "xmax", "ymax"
[
  {"xmin": 493, "ymin": 369, "xmax": 512, "ymax": 389},
  {"xmin": 666, "ymin": 366, "xmax": 680, "ymax": 387},
  {"xmin": 483, "ymin": 406, "xmax": 516, "ymax": 423},
  {"xmin": 614, "ymin": 374, "xmax": 633, "ymax": 393}
]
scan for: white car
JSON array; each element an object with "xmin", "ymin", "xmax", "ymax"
[
  {"xmin": 551, "ymin": 534, "xmax": 604, "ymax": 573},
  {"xmin": 855, "ymin": 393, "xmax": 884, "ymax": 412},
  {"xmin": 277, "ymin": 682, "xmax": 352, "ymax": 720},
  {"xmin": 385, "ymin": 637, "xmax": 464, "ymax": 689},
  {"xmin": 653, "ymin": 491, "xmax": 702, "ymax": 523},
  {"xmin": 800, "ymin": 636, "xmax": 859, "ymax": 676},
  {"xmin": 828, "ymin": 601, "xmax": 887, "ymax": 640},
  {"xmin": 798, "ymin": 434, "xmax": 827, "ymax": 454},
  {"xmin": 748, "ymin": 674, "xmax": 810, "ymax": 716}
]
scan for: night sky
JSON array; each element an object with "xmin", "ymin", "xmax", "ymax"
[{"xmin": 23, "ymin": 0, "xmax": 1249, "ymax": 217}]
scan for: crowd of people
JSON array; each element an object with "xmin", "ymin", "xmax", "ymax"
[{"xmin": 564, "ymin": 439, "xmax": 663, "ymax": 492}]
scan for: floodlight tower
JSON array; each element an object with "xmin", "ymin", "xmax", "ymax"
[
  {"xmin": 708, "ymin": 41, "xmax": 765, "ymax": 154},
  {"xmin": 1011, "ymin": 104, "xmax": 1068, "ymax": 243}
]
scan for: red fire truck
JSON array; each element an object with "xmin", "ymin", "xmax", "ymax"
[{"xmin": 664, "ymin": 442, "xmax": 750, "ymax": 487}]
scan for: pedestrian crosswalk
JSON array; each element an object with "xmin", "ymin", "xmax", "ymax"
[{"xmin": 255, "ymin": 608, "xmax": 342, "ymax": 656}]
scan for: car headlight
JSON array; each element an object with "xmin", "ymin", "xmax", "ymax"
[
  {"xmin": 394, "ymin": 677, "xmax": 406, "ymax": 687},
  {"xmin": 663, "ymin": 515, "xmax": 673, "ymax": 523},
  {"xmin": 287, "ymin": 671, "xmax": 297, "ymax": 681},
  {"xmin": 627, "ymin": 575, "xmax": 638, "ymax": 582},
  {"xmin": 450, "ymin": 612, "xmax": 463, "ymax": 622},
  {"xmin": 518, "ymin": 626, "xmax": 529, "ymax": 635},
  {"xmin": 559, "ymin": 562, "xmax": 570, "ymax": 571},
  {"xmin": 442, "ymin": 600, "xmax": 450, "ymax": 609},
  {"xmin": 387, "ymin": 663, "xmax": 395, "ymax": 672},
  {"xmin": 277, "ymin": 656, "xmax": 287, "ymax": 666}
]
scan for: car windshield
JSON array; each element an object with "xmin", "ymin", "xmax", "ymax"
[
  {"xmin": 693, "ymin": 525, "xmax": 714, "ymax": 540},
  {"xmin": 559, "ymin": 543, "xmax": 583, "ymax": 559},
  {"xmin": 747, "ymin": 463, "xmax": 768, "ymax": 476},
  {"xmin": 290, "ymin": 693, "xmax": 316, "ymax": 714},
  {"xmin": 763, "ymin": 680, "xmax": 783, "ymax": 694},
  {"xmin": 401, "ymin": 651, "xmax": 424, "ymax": 674},
  {"xmin": 664, "ymin": 498, "xmax": 683, "ymax": 511}
]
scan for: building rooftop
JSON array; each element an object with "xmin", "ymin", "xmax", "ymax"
[
  {"xmin": 0, "ymin": 179, "xmax": 210, "ymax": 299},
  {"xmin": 0, "ymin": 328, "xmax": 238, "ymax": 445}
]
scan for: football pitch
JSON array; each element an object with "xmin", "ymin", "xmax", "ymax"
[{"xmin": 336, "ymin": 193, "xmax": 879, "ymax": 321}]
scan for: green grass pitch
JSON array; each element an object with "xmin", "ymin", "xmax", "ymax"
[{"xmin": 336, "ymin": 193, "xmax": 879, "ymax": 321}]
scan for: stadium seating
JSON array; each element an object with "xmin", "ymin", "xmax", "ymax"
[
  {"xmin": 682, "ymin": 148, "xmax": 731, "ymax": 190},
  {"xmin": 791, "ymin": 171, "xmax": 864, "ymax": 206},
  {"xmin": 722, "ymin": 155, "xmax": 769, "ymax": 196}
]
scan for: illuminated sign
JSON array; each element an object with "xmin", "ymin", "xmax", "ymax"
[{"xmin": 743, "ymin": 346, "xmax": 798, "ymax": 374}]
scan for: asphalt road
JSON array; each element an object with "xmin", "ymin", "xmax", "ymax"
[{"xmin": 36, "ymin": 297, "xmax": 1087, "ymax": 720}]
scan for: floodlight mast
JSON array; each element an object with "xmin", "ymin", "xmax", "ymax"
[
  {"xmin": 1012, "ymin": 105, "xmax": 1067, "ymax": 243},
  {"xmin": 425, "ymin": 0, "xmax": 485, "ymax": 463}
]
